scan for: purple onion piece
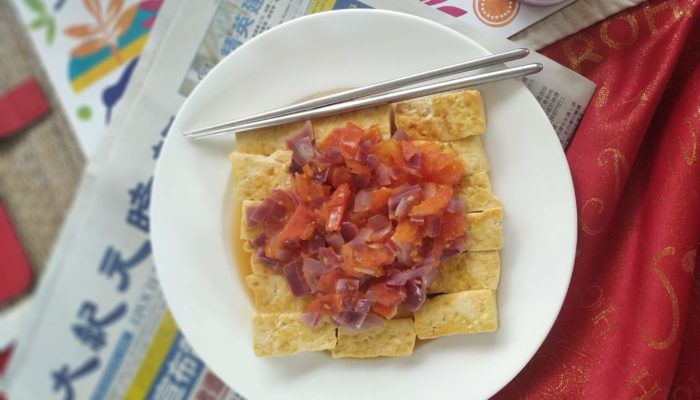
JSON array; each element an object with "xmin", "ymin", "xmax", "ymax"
[
  {"xmin": 340, "ymin": 221, "xmax": 359, "ymax": 242},
  {"xmin": 285, "ymin": 121, "xmax": 318, "ymax": 166},
  {"xmin": 402, "ymin": 281, "xmax": 426, "ymax": 311},
  {"xmin": 324, "ymin": 232, "xmax": 345, "ymax": 252},
  {"xmin": 388, "ymin": 185, "xmax": 422, "ymax": 219},
  {"xmin": 299, "ymin": 312, "xmax": 321, "ymax": 328},
  {"xmin": 355, "ymin": 298, "xmax": 372, "ymax": 313},
  {"xmin": 366, "ymin": 153, "xmax": 380, "ymax": 170},
  {"xmin": 447, "ymin": 196, "xmax": 466, "ymax": 214},
  {"xmin": 336, "ymin": 278, "xmax": 360, "ymax": 294},
  {"xmin": 392, "ymin": 128, "xmax": 409, "ymax": 141},
  {"xmin": 318, "ymin": 247, "xmax": 341, "ymax": 268},
  {"xmin": 425, "ymin": 216, "xmax": 442, "ymax": 238},
  {"xmin": 362, "ymin": 313, "xmax": 385, "ymax": 329},
  {"xmin": 353, "ymin": 190, "xmax": 372, "ymax": 213},
  {"xmin": 335, "ymin": 310, "xmax": 368, "ymax": 330},
  {"xmin": 282, "ymin": 260, "xmax": 311, "ymax": 297}
]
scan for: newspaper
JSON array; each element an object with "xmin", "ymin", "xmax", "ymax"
[{"xmin": 2, "ymin": 1, "xmax": 595, "ymax": 399}]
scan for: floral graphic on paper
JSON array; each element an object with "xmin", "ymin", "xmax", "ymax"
[
  {"xmin": 473, "ymin": 0, "xmax": 520, "ymax": 27},
  {"xmin": 420, "ymin": 0, "xmax": 469, "ymax": 17},
  {"xmin": 22, "ymin": 0, "xmax": 57, "ymax": 43},
  {"xmin": 63, "ymin": 0, "xmax": 162, "ymax": 92},
  {"xmin": 101, "ymin": 57, "xmax": 139, "ymax": 123}
]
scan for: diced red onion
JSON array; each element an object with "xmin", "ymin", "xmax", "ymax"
[
  {"xmin": 395, "ymin": 195, "xmax": 420, "ymax": 219},
  {"xmin": 391, "ymin": 238, "xmax": 413, "ymax": 265},
  {"xmin": 340, "ymin": 221, "xmax": 359, "ymax": 241},
  {"xmin": 375, "ymin": 163, "xmax": 396, "ymax": 186},
  {"xmin": 318, "ymin": 247, "xmax": 341, "ymax": 268},
  {"xmin": 392, "ymin": 128, "xmax": 409, "ymax": 141},
  {"xmin": 353, "ymin": 190, "xmax": 372, "ymax": 213},
  {"xmin": 346, "ymin": 228, "xmax": 371, "ymax": 250},
  {"xmin": 302, "ymin": 256, "xmax": 326, "ymax": 293},
  {"xmin": 441, "ymin": 237, "xmax": 468, "ymax": 260},
  {"xmin": 335, "ymin": 310, "xmax": 368, "ymax": 330},
  {"xmin": 285, "ymin": 121, "xmax": 317, "ymax": 166},
  {"xmin": 402, "ymin": 281, "xmax": 426, "ymax": 311},
  {"xmin": 251, "ymin": 233, "xmax": 266, "ymax": 248},
  {"xmin": 282, "ymin": 260, "xmax": 311, "ymax": 297},
  {"xmin": 255, "ymin": 247, "xmax": 278, "ymax": 267},
  {"xmin": 367, "ymin": 214, "xmax": 393, "ymax": 242},
  {"xmin": 421, "ymin": 267, "xmax": 439, "ymax": 287},
  {"xmin": 425, "ymin": 216, "xmax": 442, "ymax": 238},
  {"xmin": 366, "ymin": 153, "xmax": 380, "ymax": 169},
  {"xmin": 386, "ymin": 264, "xmax": 435, "ymax": 286},
  {"xmin": 313, "ymin": 167, "xmax": 330, "ymax": 183},
  {"xmin": 362, "ymin": 313, "xmax": 385, "ymax": 328},
  {"xmin": 447, "ymin": 196, "xmax": 466, "ymax": 214},
  {"xmin": 355, "ymin": 298, "xmax": 372, "ymax": 313},
  {"xmin": 336, "ymin": 278, "xmax": 360, "ymax": 294},
  {"xmin": 308, "ymin": 234, "xmax": 326, "ymax": 254},
  {"xmin": 388, "ymin": 185, "xmax": 422, "ymax": 219},
  {"xmin": 299, "ymin": 312, "xmax": 321, "ymax": 328},
  {"xmin": 324, "ymin": 232, "xmax": 345, "ymax": 252}
]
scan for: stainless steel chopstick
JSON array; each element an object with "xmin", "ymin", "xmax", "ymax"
[
  {"xmin": 184, "ymin": 48, "xmax": 530, "ymax": 138},
  {"xmin": 187, "ymin": 62, "xmax": 543, "ymax": 140}
]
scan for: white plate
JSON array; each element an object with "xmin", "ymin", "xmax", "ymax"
[{"xmin": 152, "ymin": 9, "xmax": 576, "ymax": 400}]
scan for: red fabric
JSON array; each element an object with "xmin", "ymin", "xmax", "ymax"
[
  {"xmin": 495, "ymin": 0, "xmax": 700, "ymax": 398},
  {"xmin": 0, "ymin": 202, "xmax": 32, "ymax": 304},
  {"xmin": 0, "ymin": 79, "xmax": 49, "ymax": 138}
]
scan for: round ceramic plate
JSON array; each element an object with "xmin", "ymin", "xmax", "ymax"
[{"xmin": 152, "ymin": 9, "xmax": 577, "ymax": 400}]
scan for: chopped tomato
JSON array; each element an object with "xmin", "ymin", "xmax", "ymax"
[
  {"xmin": 420, "ymin": 151, "xmax": 465, "ymax": 185},
  {"xmin": 440, "ymin": 212, "xmax": 466, "ymax": 243},
  {"xmin": 393, "ymin": 219, "xmax": 422, "ymax": 245},
  {"xmin": 371, "ymin": 139, "xmax": 405, "ymax": 170},
  {"xmin": 369, "ymin": 187, "xmax": 394, "ymax": 213},
  {"xmin": 293, "ymin": 174, "xmax": 329, "ymax": 204},
  {"xmin": 368, "ymin": 282, "xmax": 406, "ymax": 306},
  {"xmin": 307, "ymin": 293, "xmax": 343, "ymax": 315},
  {"xmin": 341, "ymin": 244, "xmax": 394, "ymax": 277},
  {"xmin": 317, "ymin": 268, "xmax": 345, "ymax": 294},
  {"xmin": 372, "ymin": 302, "xmax": 398, "ymax": 319},
  {"xmin": 339, "ymin": 123, "xmax": 365, "ymax": 159},
  {"xmin": 364, "ymin": 125, "xmax": 383, "ymax": 144},
  {"xmin": 331, "ymin": 166, "xmax": 352, "ymax": 187},
  {"xmin": 321, "ymin": 183, "xmax": 351, "ymax": 232},
  {"xmin": 274, "ymin": 205, "xmax": 316, "ymax": 246},
  {"xmin": 410, "ymin": 185, "xmax": 453, "ymax": 217}
]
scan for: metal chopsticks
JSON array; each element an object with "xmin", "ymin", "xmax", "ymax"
[{"xmin": 185, "ymin": 48, "xmax": 541, "ymax": 139}]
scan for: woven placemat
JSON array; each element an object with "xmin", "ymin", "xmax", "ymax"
[{"xmin": 0, "ymin": 3, "xmax": 84, "ymax": 286}]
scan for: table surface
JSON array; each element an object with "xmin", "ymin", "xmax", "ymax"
[{"xmin": 0, "ymin": 2, "xmax": 84, "ymax": 296}]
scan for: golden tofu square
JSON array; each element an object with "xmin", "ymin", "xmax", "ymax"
[
  {"xmin": 428, "ymin": 251, "xmax": 500, "ymax": 294},
  {"xmin": 414, "ymin": 290, "xmax": 498, "ymax": 339},
  {"xmin": 250, "ymin": 253, "xmax": 275, "ymax": 276},
  {"xmin": 466, "ymin": 208, "xmax": 503, "ymax": 251},
  {"xmin": 235, "ymin": 105, "xmax": 391, "ymax": 155},
  {"xmin": 230, "ymin": 151, "xmax": 291, "ymax": 201},
  {"xmin": 252, "ymin": 313, "xmax": 336, "ymax": 357},
  {"xmin": 246, "ymin": 275, "xmax": 310, "ymax": 313},
  {"xmin": 394, "ymin": 90, "xmax": 486, "ymax": 141},
  {"xmin": 331, "ymin": 319, "xmax": 416, "ymax": 358},
  {"xmin": 448, "ymin": 136, "xmax": 491, "ymax": 175},
  {"xmin": 457, "ymin": 171, "xmax": 502, "ymax": 212}
]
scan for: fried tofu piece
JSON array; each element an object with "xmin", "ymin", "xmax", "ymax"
[
  {"xmin": 229, "ymin": 150, "xmax": 291, "ymax": 201},
  {"xmin": 332, "ymin": 319, "xmax": 416, "ymax": 358},
  {"xmin": 250, "ymin": 253, "xmax": 274, "ymax": 276},
  {"xmin": 448, "ymin": 136, "xmax": 491, "ymax": 174},
  {"xmin": 252, "ymin": 313, "xmax": 336, "ymax": 357},
  {"xmin": 413, "ymin": 290, "xmax": 498, "ymax": 339},
  {"xmin": 235, "ymin": 105, "xmax": 391, "ymax": 154},
  {"xmin": 394, "ymin": 90, "xmax": 486, "ymax": 141},
  {"xmin": 466, "ymin": 208, "xmax": 503, "ymax": 251},
  {"xmin": 428, "ymin": 251, "xmax": 500, "ymax": 294},
  {"xmin": 246, "ymin": 275, "xmax": 310, "ymax": 313},
  {"xmin": 457, "ymin": 171, "xmax": 502, "ymax": 212}
]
